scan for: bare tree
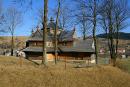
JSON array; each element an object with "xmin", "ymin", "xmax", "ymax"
[
  {"xmin": 74, "ymin": 0, "xmax": 91, "ymax": 40},
  {"xmin": 79, "ymin": 3, "xmax": 89, "ymax": 40},
  {"xmin": 99, "ymin": 7, "xmax": 110, "ymax": 61},
  {"xmin": 74, "ymin": 0, "xmax": 99, "ymax": 63},
  {"xmin": 99, "ymin": 0, "xmax": 129, "ymax": 66},
  {"xmin": 100, "ymin": 0, "xmax": 116, "ymax": 66},
  {"xmin": 52, "ymin": 0, "xmax": 73, "ymax": 30},
  {"xmin": 42, "ymin": 0, "xmax": 48, "ymax": 65},
  {"xmin": 92, "ymin": 0, "xmax": 98, "ymax": 64},
  {"xmin": 59, "ymin": 0, "xmax": 73, "ymax": 29},
  {"xmin": 11, "ymin": 0, "xmax": 33, "ymax": 11},
  {"xmin": 0, "ymin": 1, "xmax": 6, "ymax": 33},
  {"xmin": 114, "ymin": 0, "xmax": 129, "ymax": 58},
  {"xmin": 5, "ymin": 7, "xmax": 22, "ymax": 56},
  {"xmin": 87, "ymin": 0, "xmax": 99, "ymax": 64},
  {"xmin": 54, "ymin": 0, "xmax": 61, "ymax": 64},
  {"xmin": 12, "ymin": 0, "xmax": 49, "ymax": 65},
  {"xmin": 37, "ymin": 8, "xmax": 44, "ymax": 24}
]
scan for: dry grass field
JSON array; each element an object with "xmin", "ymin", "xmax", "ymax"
[
  {"xmin": 0, "ymin": 56, "xmax": 130, "ymax": 87},
  {"xmin": 116, "ymin": 58, "xmax": 130, "ymax": 73}
]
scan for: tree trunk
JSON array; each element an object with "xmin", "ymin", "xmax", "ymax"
[
  {"xmin": 111, "ymin": 57, "xmax": 116, "ymax": 66},
  {"xmin": 42, "ymin": 0, "xmax": 48, "ymax": 65},
  {"xmin": 82, "ymin": 5, "xmax": 87, "ymax": 41},
  {"xmin": 11, "ymin": 34, "xmax": 14, "ymax": 56},
  {"xmin": 108, "ymin": 0, "xmax": 116, "ymax": 66},
  {"xmin": 115, "ymin": 17, "xmax": 119, "ymax": 58},
  {"xmin": 115, "ymin": 31, "xmax": 119, "ymax": 57},
  {"xmin": 54, "ymin": 0, "xmax": 60, "ymax": 64},
  {"xmin": 93, "ymin": 0, "xmax": 98, "ymax": 64},
  {"xmin": 109, "ymin": 20, "xmax": 116, "ymax": 66},
  {"xmin": 83, "ymin": 26, "xmax": 86, "ymax": 40}
]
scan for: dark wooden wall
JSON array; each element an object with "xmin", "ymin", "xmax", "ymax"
[{"xmin": 25, "ymin": 52, "xmax": 93, "ymax": 60}]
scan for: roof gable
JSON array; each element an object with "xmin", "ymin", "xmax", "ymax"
[
  {"xmin": 28, "ymin": 29, "xmax": 75, "ymax": 42},
  {"xmin": 28, "ymin": 29, "xmax": 43, "ymax": 41},
  {"xmin": 58, "ymin": 30, "xmax": 75, "ymax": 42}
]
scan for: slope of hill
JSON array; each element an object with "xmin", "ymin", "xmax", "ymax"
[
  {"xmin": 116, "ymin": 58, "xmax": 130, "ymax": 73},
  {"xmin": 0, "ymin": 56, "xmax": 130, "ymax": 87},
  {"xmin": 97, "ymin": 32, "xmax": 130, "ymax": 40},
  {"xmin": 0, "ymin": 36, "xmax": 28, "ymax": 42},
  {"xmin": 0, "ymin": 36, "xmax": 28, "ymax": 49}
]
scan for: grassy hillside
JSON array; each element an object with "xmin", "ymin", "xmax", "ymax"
[
  {"xmin": 0, "ymin": 36, "xmax": 28, "ymax": 42},
  {"xmin": 0, "ymin": 36, "xmax": 28, "ymax": 50},
  {"xmin": 116, "ymin": 58, "xmax": 130, "ymax": 73},
  {"xmin": 0, "ymin": 56, "xmax": 130, "ymax": 87}
]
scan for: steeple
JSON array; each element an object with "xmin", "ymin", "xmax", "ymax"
[
  {"xmin": 73, "ymin": 26, "xmax": 77, "ymax": 39},
  {"xmin": 31, "ymin": 29, "xmax": 34, "ymax": 34},
  {"xmin": 50, "ymin": 17, "xmax": 54, "ymax": 22},
  {"xmin": 36, "ymin": 25, "xmax": 40, "ymax": 30},
  {"xmin": 73, "ymin": 26, "xmax": 76, "ymax": 31}
]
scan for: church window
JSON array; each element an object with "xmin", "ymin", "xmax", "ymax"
[{"xmin": 47, "ymin": 42, "xmax": 53, "ymax": 47}]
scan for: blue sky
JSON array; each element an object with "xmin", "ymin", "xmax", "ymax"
[
  {"xmin": 2, "ymin": 0, "xmax": 130, "ymax": 36},
  {"xmin": 2, "ymin": 0, "xmax": 58, "ymax": 36}
]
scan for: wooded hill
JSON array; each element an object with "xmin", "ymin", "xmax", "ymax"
[{"xmin": 97, "ymin": 32, "xmax": 130, "ymax": 40}]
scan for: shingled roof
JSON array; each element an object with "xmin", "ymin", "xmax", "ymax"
[
  {"xmin": 59, "ymin": 39, "xmax": 94, "ymax": 52},
  {"xmin": 28, "ymin": 29, "xmax": 75, "ymax": 42},
  {"xmin": 58, "ymin": 30, "xmax": 75, "ymax": 42},
  {"xmin": 23, "ymin": 47, "xmax": 55, "ymax": 53},
  {"xmin": 23, "ymin": 39, "xmax": 95, "ymax": 53}
]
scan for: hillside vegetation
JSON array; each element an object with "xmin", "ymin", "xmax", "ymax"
[
  {"xmin": 0, "ymin": 36, "xmax": 28, "ymax": 51},
  {"xmin": 0, "ymin": 36, "xmax": 28, "ymax": 43},
  {"xmin": 0, "ymin": 56, "xmax": 130, "ymax": 87},
  {"xmin": 97, "ymin": 32, "xmax": 130, "ymax": 40},
  {"xmin": 116, "ymin": 58, "xmax": 130, "ymax": 73}
]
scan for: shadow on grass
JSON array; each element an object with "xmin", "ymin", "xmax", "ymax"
[{"xmin": 27, "ymin": 59, "xmax": 40, "ymax": 65}]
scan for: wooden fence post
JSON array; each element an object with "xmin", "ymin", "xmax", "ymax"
[
  {"xmin": 19, "ymin": 56, "xmax": 23, "ymax": 67},
  {"xmin": 65, "ymin": 57, "xmax": 67, "ymax": 69}
]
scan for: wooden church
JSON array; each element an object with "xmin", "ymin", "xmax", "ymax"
[{"xmin": 23, "ymin": 17, "xmax": 95, "ymax": 61}]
